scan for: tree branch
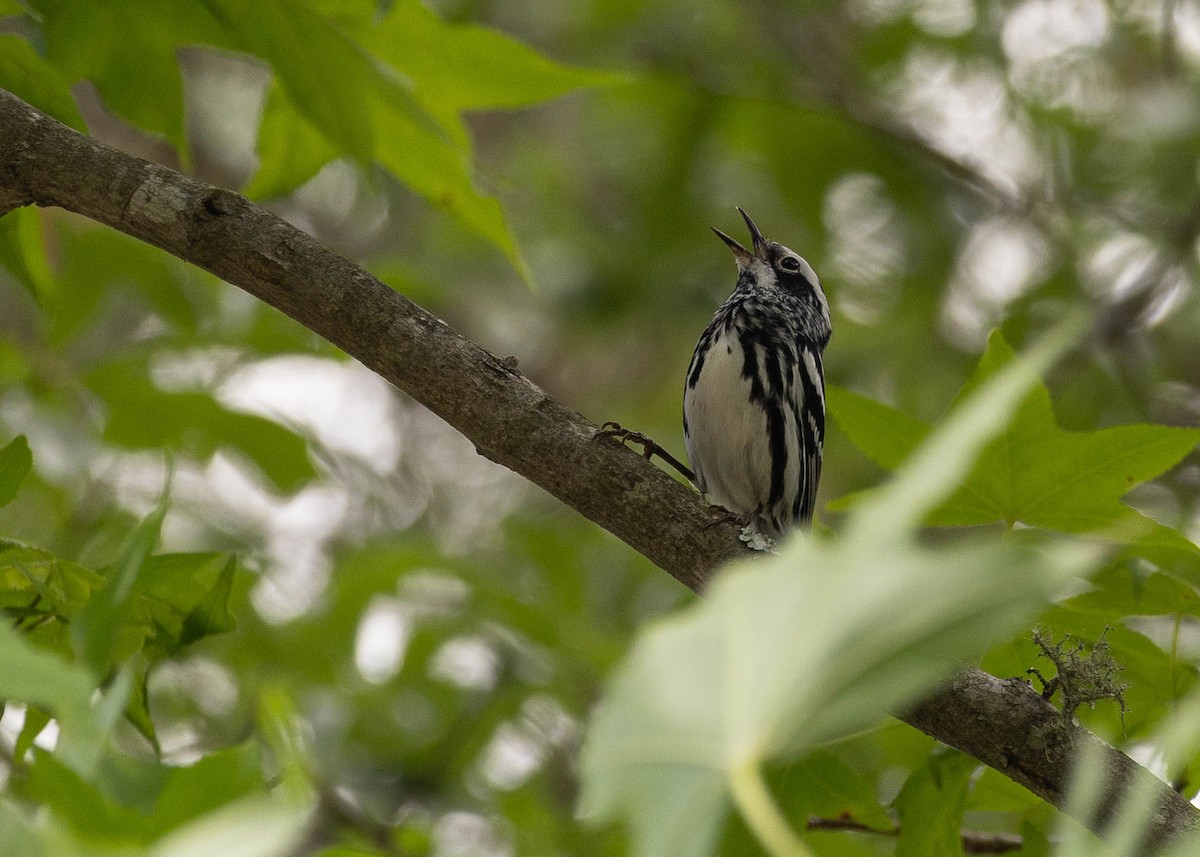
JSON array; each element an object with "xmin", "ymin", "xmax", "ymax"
[{"xmin": 1, "ymin": 88, "xmax": 1197, "ymax": 852}]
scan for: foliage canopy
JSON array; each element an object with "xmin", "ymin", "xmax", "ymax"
[{"xmin": 2, "ymin": 0, "xmax": 1200, "ymax": 855}]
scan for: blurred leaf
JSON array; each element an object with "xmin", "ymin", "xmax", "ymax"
[
  {"xmin": 202, "ymin": 0, "xmax": 412, "ymax": 163},
  {"xmin": 893, "ymin": 750, "xmax": 976, "ymax": 856},
  {"xmin": 234, "ymin": 1, "xmax": 542, "ymax": 279},
  {"xmin": 242, "ymin": 82, "xmax": 338, "ymax": 200},
  {"xmin": 180, "ymin": 555, "xmax": 238, "ymax": 647},
  {"xmin": 25, "ymin": 748, "xmax": 149, "ymax": 842},
  {"xmin": 787, "ymin": 751, "xmax": 894, "ymax": 833},
  {"xmin": 24, "ymin": 742, "xmax": 265, "ymax": 846},
  {"xmin": 13, "ymin": 705, "xmax": 51, "ymax": 764},
  {"xmin": 0, "ymin": 435, "xmax": 32, "ymax": 508},
  {"xmin": 87, "ymin": 361, "xmax": 317, "ymax": 492},
  {"xmin": 146, "ymin": 794, "xmax": 314, "ymax": 857},
  {"xmin": 53, "ymin": 227, "xmax": 206, "ymax": 343},
  {"xmin": 33, "ymin": 0, "xmax": 208, "ymax": 154},
  {"xmin": 0, "ymin": 620, "xmax": 102, "ymax": 775},
  {"xmin": 1022, "ymin": 822, "xmax": 1054, "ymax": 856},
  {"xmin": 0, "ymin": 801, "xmax": 44, "ymax": 857},
  {"xmin": 126, "ymin": 660, "xmax": 160, "ymax": 753},
  {"xmin": 147, "ymin": 745, "xmax": 265, "ymax": 837},
  {"xmin": 0, "ymin": 34, "xmax": 86, "ymax": 130},
  {"xmin": 364, "ymin": 3, "xmax": 624, "ymax": 138},
  {"xmin": 248, "ymin": 78, "xmax": 531, "ymax": 282},
  {"xmin": 71, "ymin": 482, "xmax": 169, "ymax": 673},
  {"xmin": 0, "ymin": 207, "xmax": 56, "ymax": 303},
  {"xmin": 1064, "ymin": 564, "xmax": 1200, "ymax": 619},
  {"xmin": 258, "ymin": 688, "xmax": 314, "ymax": 802},
  {"xmin": 0, "ymin": 540, "xmax": 243, "ymax": 662},
  {"xmin": 579, "ymin": 321, "xmax": 1094, "ymax": 857},
  {"xmin": 0, "ymin": 538, "xmax": 102, "ymax": 616}
]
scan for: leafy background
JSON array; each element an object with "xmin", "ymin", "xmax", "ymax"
[{"xmin": 1, "ymin": 0, "xmax": 1200, "ymax": 854}]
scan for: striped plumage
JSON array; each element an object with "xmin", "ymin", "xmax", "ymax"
[{"xmin": 683, "ymin": 209, "xmax": 831, "ymax": 537}]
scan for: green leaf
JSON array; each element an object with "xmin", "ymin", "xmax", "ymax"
[
  {"xmin": 0, "ymin": 207, "xmax": 56, "ymax": 303},
  {"xmin": 73, "ymin": 481, "xmax": 170, "ymax": 673},
  {"xmin": 364, "ymin": 4, "xmax": 624, "ymax": 134},
  {"xmin": 372, "ymin": 95, "xmax": 529, "ymax": 279},
  {"xmin": 146, "ymin": 794, "xmax": 314, "ymax": 857},
  {"xmin": 0, "ymin": 620, "xmax": 103, "ymax": 774},
  {"xmin": 25, "ymin": 749, "xmax": 149, "ymax": 842},
  {"xmin": 1064, "ymin": 564, "xmax": 1200, "ymax": 619},
  {"xmin": 826, "ymin": 384, "xmax": 929, "ymax": 471},
  {"xmin": 235, "ymin": 2, "xmax": 539, "ymax": 280},
  {"xmin": 53, "ymin": 227, "xmax": 208, "ymax": 344},
  {"xmin": 35, "ymin": 0, "xmax": 200, "ymax": 154},
  {"xmin": 179, "ymin": 555, "xmax": 239, "ymax": 646},
  {"xmin": 831, "ymin": 331, "xmax": 1200, "ymax": 538},
  {"xmin": 0, "ymin": 435, "xmax": 32, "ymax": 508},
  {"xmin": 146, "ymin": 745, "xmax": 265, "ymax": 838},
  {"xmin": 0, "ymin": 538, "xmax": 242, "ymax": 661},
  {"xmin": 249, "ymin": 79, "xmax": 531, "ymax": 282},
  {"xmin": 13, "ymin": 705, "xmax": 51, "ymax": 764},
  {"xmin": 0, "ymin": 34, "xmax": 87, "ymax": 130},
  {"xmin": 0, "ymin": 538, "xmax": 103, "ymax": 616},
  {"xmin": 87, "ymin": 361, "xmax": 317, "ymax": 492},
  {"xmin": 786, "ymin": 751, "xmax": 894, "ymax": 833},
  {"xmin": 126, "ymin": 660, "xmax": 160, "ymax": 754},
  {"xmin": 242, "ymin": 82, "xmax": 338, "ymax": 200},
  {"xmin": 202, "ymin": 0, "xmax": 410, "ymax": 163},
  {"xmin": 579, "ymin": 320, "xmax": 1095, "ymax": 857},
  {"xmin": 893, "ymin": 750, "xmax": 977, "ymax": 857}
]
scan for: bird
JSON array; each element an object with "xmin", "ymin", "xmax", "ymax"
[{"xmin": 683, "ymin": 208, "xmax": 832, "ymax": 537}]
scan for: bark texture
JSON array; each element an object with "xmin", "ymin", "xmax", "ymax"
[{"xmin": 1, "ymin": 87, "xmax": 1197, "ymax": 851}]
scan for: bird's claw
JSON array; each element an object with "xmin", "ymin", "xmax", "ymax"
[
  {"xmin": 703, "ymin": 505, "xmax": 776, "ymax": 551},
  {"xmin": 595, "ymin": 421, "xmax": 656, "ymax": 459},
  {"xmin": 703, "ymin": 504, "xmax": 751, "ymax": 529},
  {"xmin": 595, "ymin": 422, "xmax": 697, "ymax": 482}
]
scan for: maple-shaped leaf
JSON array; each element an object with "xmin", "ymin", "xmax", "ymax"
[
  {"xmin": 579, "ymin": 322, "xmax": 1097, "ymax": 857},
  {"xmin": 830, "ymin": 331, "xmax": 1200, "ymax": 560}
]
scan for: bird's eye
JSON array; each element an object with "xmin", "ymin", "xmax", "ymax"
[{"xmin": 779, "ymin": 257, "xmax": 801, "ymax": 272}]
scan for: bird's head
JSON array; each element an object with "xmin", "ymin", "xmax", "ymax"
[{"xmin": 712, "ymin": 208, "xmax": 831, "ymax": 340}]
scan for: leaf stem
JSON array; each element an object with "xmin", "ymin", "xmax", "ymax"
[{"xmin": 730, "ymin": 759, "xmax": 813, "ymax": 857}]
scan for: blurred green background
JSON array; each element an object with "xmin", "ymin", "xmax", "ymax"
[{"xmin": 1, "ymin": 0, "xmax": 1200, "ymax": 853}]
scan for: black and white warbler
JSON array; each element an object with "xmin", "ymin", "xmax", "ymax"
[
  {"xmin": 597, "ymin": 209, "xmax": 830, "ymax": 539},
  {"xmin": 683, "ymin": 209, "xmax": 831, "ymax": 537}
]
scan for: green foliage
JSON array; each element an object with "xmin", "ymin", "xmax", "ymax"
[
  {"xmin": 0, "ymin": 435, "xmax": 32, "ymax": 507},
  {"xmin": 580, "ymin": 327, "xmax": 1098, "ymax": 857},
  {"xmin": 0, "ymin": 34, "xmax": 84, "ymax": 131},
  {"xmin": 2, "ymin": 0, "xmax": 1200, "ymax": 854},
  {"xmin": 892, "ymin": 751, "xmax": 977, "ymax": 857},
  {"xmin": 0, "ymin": 208, "xmax": 56, "ymax": 302},
  {"xmin": 830, "ymin": 332, "xmax": 1200, "ymax": 597},
  {"xmin": 87, "ymin": 361, "xmax": 317, "ymax": 492}
]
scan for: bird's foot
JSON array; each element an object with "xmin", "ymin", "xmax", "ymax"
[
  {"xmin": 703, "ymin": 504, "xmax": 776, "ymax": 551},
  {"xmin": 594, "ymin": 422, "xmax": 696, "ymax": 482},
  {"xmin": 738, "ymin": 525, "xmax": 776, "ymax": 552},
  {"xmin": 703, "ymin": 503, "xmax": 752, "ymax": 529}
]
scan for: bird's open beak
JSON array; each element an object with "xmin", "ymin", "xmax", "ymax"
[
  {"xmin": 738, "ymin": 207, "xmax": 768, "ymax": 257},
  {"xmin": 711, "ymin": 207, "xmax": 767, "ymax": 264}
]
